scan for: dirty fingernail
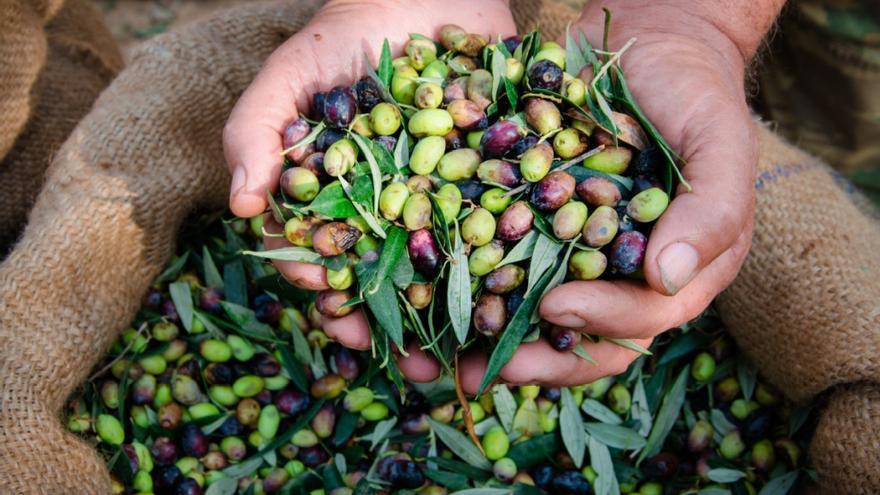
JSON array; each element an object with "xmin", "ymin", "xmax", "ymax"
[{"xmin": 657, "ymin": 242, "xmax": 699, "ymax": 295}]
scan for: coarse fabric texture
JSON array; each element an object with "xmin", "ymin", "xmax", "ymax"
[
  {"xmin": 0, "ymin": 0, "xmax": 123, "ymax": 252},
  {"xmin": 0, "ymin": 0, "xmax": 877, "ymax": 493},
  {"xmin": 717, "ymin": 125, "xmax": 880, "ymax": 494}
]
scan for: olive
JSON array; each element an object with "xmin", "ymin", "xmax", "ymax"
[
  {"xmin": 353, "ymin": 76, "xmax": 382, "ymax": 112},
  {"xmin": 482, "ymin": 425, "xmax": 510, "ymax": 460},
  {"xmin": 752, "ymin": 439, "xmax": 776, "ymax": 471},
  {"xmin": 444, "ymin": 128, "xmax": 464, "ymax": 151},
  {"xmin": 405, "ymin": 283, "xmax": 434, "ymax": 309},
  {"xmin": 315, "ymin": 289, "xmax": 356, "ymax": 318},
  {"xmin": 552, "ymin": 201, "xmax": 588, "ymax": 239},
  {"xmin": 324, "ymin": 138, "xmax": 358, "ymax": 176},
  {"xmin": 373, "ymin": 135, "xmax": 397, "ymax": 152},
  {"xmin": 527, "ymin": 60, "xmax": 564, "ymax": 92},
  {"xmin": 534, "ymin": 45, "xmax": 566, "ymax": 69},
  {"xmin": 642, "ymin": 452, "xmax": 679, "ymax": 481},
  {"xmin": 525, "ymin": 98, "xmax": 562, "ymax": 135},
  {"xmin": 405, "ymin": 38, "xmax": 437, "ymax": 70},
  {"xmin": 447, "ymin": 99, "xmax": 488, "ymax": 131},
  {"xmin": 311, "ymin": 91, "xmax": 326, "ymax": 120},
  {"xmin": 310, "ymin": 374, "xmax": 346, "ymax": 399},
  {"xmin": 720, "ymin": 430, "xmax": 745, "ymax": 459},
  {"xmin": 632, "ymin": 173, "xmax": 663, "ymax": 195},
  {"xmin": 402, "ymin": 192, "xmax": 433, "ymax": 231},
  {"xmin": 469, "ymin": 240, "xmax": 505, "ymax": 276},
  {"xmin": 552, "ymin": 128, "xmax": 590, "ymax": 159},
  {"xmin": 388, "ymin": 460, "xmax": 426, "ymax": 489},
  {"xmin": 300, "ymin": 152, "xmax": 327, "ymax": 181},
  {"xmin": 520, "ymin": 142, "xmax": 554, "ymax": 182},
  {"xmin": 632, "ymin": 144, "xmax": 662, "ymax": 175},
  {"xmin": 477, "ymin": 159, "xmax": 521, "ymax": 187},
  {"xmin": 421, "ymin": 59, "xmax": 449, "ymax": 80},
  {"xmin": 323, "ymin": 86, "xmax": 358, "ymax": 128},
  {"xmin": 407, "ymin": 175, "xmax": 434, "ymax": 194},
  {"xmin": 437, "ymin": 148, "xmax": 480, "ymax": 181},
  {"xmin": 509, "ymin": 135, "xmax": 539, "ymax": 158},
  {"xmin": 474, "ymin": 293, "xmax": 507, "ymax": 336},
  {"xmin": 582, "ymin": 206, "xmax": 619, "ymax": 247},
  {"xmin": 379, "ymin": 182, "xmax": 410, "ymax": 221},
  {"xmin": 281, "ymin": 117, "xmax": 313, "ymax": 163},
  {"xmin": 370, "ymin": 102, "xmax": 402, "ymax": 136},
  {"xmin": 391, "ymin": 65, "xmax": 419, "ymax": 105},
  {"xmin": 609, "ymin": 230, "xmax": 647, "ymax": 274},
  {"xmin": 493, "ymin": 458, "xmax": 518, "ymax": 482},
  {"xmin": 408, "ymin": 229, "xmax": 442, "ymax": 277},
  {"xmin": 481, "ymin": 120, "xmax": 524, "ymax": 158},
  {"xmin": 562, "ymin": 77, "xmax": 587, "ymax": 106},
  {"xmin": 409, "ymin": 108, "xmax": 454, "ymax": 137},
  {"xmin": 484, "ymin": 265, "xmax": 525, "ymax": 294},
  {"xmin": 435, "ymin": 183, "xmax": 462, "ymax": 223},
  {"xmin": 275, "ymin": 389, "xmax": 310, "ymax": 416},
  {"xmin": 550, "ymin": 327, "xmax": 581, "ymax": 352},
  {"xmin": 568, "ymin": 250, "xmax": 607, "ymax": 280},
  {"xmin": 576, "ymin": 176, "xmax": 622, "ymax": 207},
  {"xmin": 310, "ymin": 403, "xmax": 336, "ymax": 438},
  {"xmin": 461, "ymin": 208, "xmax": 496, "ymax": 246},
  {"xmin": 480, "ymin": 188, "xmax": 512, "ymax": 214},
  {"xmin": 312, "ymin": 222, "xmax": 361, "ymax": 256},
  {"xmin": 691, "ymin": 352, "xmax": 716, "ymax": 382},
  {"xmin": 443, "ymin": 76, "xmax": 468, "ymax": 104},
  {"xmin": 466, "ymin": 130, "xmax": 484, "ymax": 149},
  {"xmin": 551, "ymin": 470, "xmax": 591, "ymax": 495},
  {"xmin": 457, "ymin": 180, "xmax": 486, "ymax": 202},
  {"xmin": 280, "ymin": 167, "xmax": 319, "ymax": 202},
  {"xmin": 332, "ymin": 347, "xmax": 360, "ymax": 381},
  {"xmin": 409, "ymin": 136, "xmax": 446, "ymax": 175},
  {"xmin": 607, "ymin": 383, "xmax": 632, "ymax": 414},
  {"xmin": 583, "ymin": 146, "xmax": 633, "ymax": 174},
  {"xmin": 688, "ymin": 420, "xmax": 713, "ymax": 452},
  {"xmin": 467, "ymin": 69, "xmax": 493, "ymax": 110},
  {"xmin": 531, "ymin": 170, "xmax": 576, "ymax": 212},
  {"xmin": 715, "ymin": 376, "xmax": 741, "ymax": 402},
  {"xmin": 414, "ymin": 82, "xmax": 444, "ymax": 109},
  {"xmin": 627, "ymin": 187, "xmax": 669, "ymax": 223},
  {"xmin": 439, "ymin": 24, "xmax": 467, "ymax": 51},
  {"xmin": 506, "ymin": 57, "xmax": 525, "ymax": 85},
  {"xmin": 496, "ymin": 201, "xmax": 534, "ymax": 241},
  {"xmin": 315, "ymin": 127, "xmax": 346, "ymax": 152}
]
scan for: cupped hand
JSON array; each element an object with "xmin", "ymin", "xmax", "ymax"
[
  {"xmin": 224, "ymin": 0, "xmax": 516, "ymax": 381},
  {"xmin": 460, "ymin": 5, "xmax": 758, "ymax": 393}
]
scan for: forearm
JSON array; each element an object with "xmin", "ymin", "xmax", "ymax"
[{"xmin": 576, "ymin": 0, "xmax": 786, "ymax": 66}]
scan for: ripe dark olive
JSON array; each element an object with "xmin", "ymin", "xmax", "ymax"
[
  {"xmin": 389, "ymin": 460, "xmax": 426, "ymax": 489},
  {"xmin": 477, "ymin": 159, "xmax": 521, "ymax": 187},
  {"xmin": 275, "ymin": 389, "xmax": 311, "ymax": 416},
  {"xmin": 152, "ymin": 465, "xmax": 182, "ymax": 493},
  {"xmin": 312, "ymin": 91, "xmax": 326, "ymax": 120},
  {"xmin": 408, "ymin": 229, "xmax": 442, "ymax": 277},
  {"xmin": 632, "ymin": 144, "xmax": 662, "ymax": 175},
  {"xmin": 298, "ymin": 445, "xmax": 328, "ymax": 467},
  {"xmin": 473, "ymin": 293, "xmax": 507, "ymax": 336},
  {"xmin": 180, "ymin": 423, "xmax": 209, "ymax": 457},
  {"xmin": 532, "ymin": 465, "xmax": 556, "ymax": 490},
  {"xmin": 528, "ymin": 60, "xmax": 564, "ymax": 92},
  {"xmin": 484, "ymin": 265, "xmax": 525, "ymax": 294},
  {"xmin": 642, "ymin": 452, "xmax": 680, "ymax": 481},
  {"xmin": 315, "ymin": 289, "xmax": 356, "ymax": 318},
  {"xmin": 496, "ymin": 201, "xmax": 534, "ymax": 241},
  {"xmin": 609, "ymin": 231, "xmax": 647, "ymax": 274},
  {"xmin": 508, "ymin": 135, "xmax": 538, "ymax": 158},
  {"xmin": 481, "ymin": 120, "xmax": 523, "ymax": 158},
  {"xmin": 531, "ymin": 171, "xmax": 576, "ymax": 212},
  {"xmin": 551, "ymin": 470, "xmax": 591, "ymax": 495},
  {"xmin": 315, "ymin": 127, "xmax": 346, "ymax": 152},
  {"xmin": 252, "ymin": 352, "xmax": 281, "ymax": 377},
  {"xmin": 323, "ymin": 85, "xmax": 358, "ymax": 128},
  {"xmin": 550, "ymin": 327, "xmax": 581, "ymax": 352},
  {"xmin": 332, "ymin": 347, "xmax": 361, "ymax": 381},
  {"xmin": 150, "ymin": 436, "xmax": 178, "ymax": 465},
  {"xmin": 457, "ymin": 180, "xmax": 487, "ymax": 202},
  {"xmin": 353, "ymin": 76, "xmax": 382, "ymax": 112}
]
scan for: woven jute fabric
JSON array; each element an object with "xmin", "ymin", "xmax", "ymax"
[
  {"xmin": 0, "ymin": 0, "xmax": 877, "ymax": 493},
  {"xmin": 0, "ymin": 0, "xmax": 123, "ymax": 253}
]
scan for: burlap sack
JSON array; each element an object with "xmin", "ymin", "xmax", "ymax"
[
  {"xmin": 0, "ymin": 0, "xmax": 123, "ymax": 252},
  {"xmin": 0, "ymin": 0, "xmax": 876, "ymax": 493}
]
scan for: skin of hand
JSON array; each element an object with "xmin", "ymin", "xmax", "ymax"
[
  {"xmin": 224, "ymin": 0, "xmax": 515, "ymax": 383},
  {"xmin": 459, "ymin": 0, "xmax": 787, "ymax": 393}
]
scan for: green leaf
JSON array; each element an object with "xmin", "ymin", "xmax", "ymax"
[
  {"xmin": 427, "ymin": 418, "xmax": 491, "ymax": 470},
  {"xmin": 222, "ymin": 259, "xmax": 247, "ymax": 306},
  {"xmin": 338, "ymin": 175, "xmax": 386, "ymax": 238},
  {"xmin": 350, "ymin": 173, "xmax": 374, "ymax": 208},
  {"xmin": 391, "ymin": 250, "xmax": 414, "ymax": 289},
  {"xmin": 565, "ymin": 25, "xmax": 587, "ymax": 77},
  {"xmin": 365, "ymin": 281, "xmax": 404, "ymax": 349},
  {"xmin": 526, "ymin": 233, "xmax": 563, "ymax": 294},
  {"xmin": 277, "ymin": 344, "xmax": 309, "ymax": 393},
  {"xmin": 584, "ymin": 423, "xmax": 647, "ymax": 450},
  {"xmin": 449, "ymin": 489, "xmax": 511, "ymax": 495},
  {"xmin": 711, "ymin": 409, "xmax": 737, "ymax": 436},
  {"xmin": 581, "ymin": 399, "xmax": 623, "ymax": 425},
  {"xmin": 491, "ymin": 46, "xmax": 508, "ymax": 100},
  {"xmin": 448, "ymin": 228, "xmax": 472, "ymax": 344},
  {"xmin": 708, "ymin": 468, "xmax": 747, "ymax": 483},
  {"xmin": 425, "ymin": 470, "xmax": 471, "ymax": 491},
  {"xmin": 607, "ymin": 338, "xmax": 652, "ymax": 355},
  {"xmin": 394, "ymin": 131, "xmax": 410, "ymax": 172},
  {"xmin": 631, "ymin": 372, "xmax": 653, "ymax": 437},
  {"xmin": 370, "ymin": 226, "xmax": 408, "ymax": 292},
  {"xmin": 202, "ymin": 246, "xmax": 224, "ymax": 289},
  {"xmin": 307, "ymin": 181, "xmax": 358, "ymax": 218},
  {"xmin": 351, "ymin": 134, "xmax": 385, "ymax": 214},
  {"xmin": 378, "ymin": 39, "xmax": 393, "ymax": 88},
  {"xmin": 290, "ymin": 320, "xmax": 312, "ymax": 365},
  {"xmin": 577, "ymin": 30, "xmax": 598, "ymax": 66},
  {"xmin": 737, "ymin": 359, "xmax": 758, "ymax": 401},
  {"xmin": 657, "ymin": 331, "xmax": 714, "ymax": 366},
  {"xmin": 243, "ymin": 247, "xmax": 321, "ymax": 264},
  {"xmin": 492, "ymin": 384, "xmax": 517, "ymax": 433},
  {"xmin": 497, "ymin": 230, "xmax": 537, "ymax": 267},
  {"xmin": 638, "ymin": 365, "xmax": 690, "ymax": 463},
  {"xmin": 478, "ymin": 266, "xmax": 556, "ymax": 394},
  {"xmin": 220, "ymin": 301, "xmax": 275, "ymax": 340},
  {"xmin": 503, "ymin": 76, "xmax": 519, "ymax": 112},
  {"xmin": 588, "ymin": 435, "xmax": 620, "ymax": 495},
  {"xmin": 367, "ymin": 418, "xmax": 397, "ymax": 450},
  {"xmin": 169, "ymin": 281, "xmax": 194, "ymax": 332},
  {"xmin": 560, "ymin": 388, "xmax": 586, "ymax": 467},
  {"xmin": 155, "ymin": 251, "xmax": 189, "ymax": 284},
  {"xmin": 758, "ymin": 471, "xmax": 799, "ymax": 495},
  {"xmin": 204, "ymin": 476, "xmax": 237, "ymax": 495}
]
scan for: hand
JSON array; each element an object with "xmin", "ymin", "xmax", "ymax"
[
  {"xmin": 459, "ymin": 3, "xmax": 766, "ymax": 393},
  {"xmin": 224, "ymin": 0, "xmax": 516, "ymax": 382}
]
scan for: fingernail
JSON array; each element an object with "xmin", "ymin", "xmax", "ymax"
[
  {"xmin": 657, "ymin": 242, "xmax": 700, "ymax": 295},
  {"xmin": 230, "ymin": 166, "xmax": 247, "ymax": 197}
]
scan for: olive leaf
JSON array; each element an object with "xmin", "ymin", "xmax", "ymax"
[
  {"xmin": 737, "ymin": 359, "xmax": 758, "ymax": 401},
  {"xmin": 607, "ymin": 338, "xmax": 653, "ymax": 355},
  {"xmin": 377, "ymin": 38, "xmax": 393, "ymax": 88},
  {"xmin": 305, "ymin": 181, "xmax": 358, "ymax": 218},
  {"xmin": 758, "ymin": 471, "xmax": 799, "ymax": 495},
  {"xmin": 242, "ymin": 247, "xmax": 321, "ymax": 264},
  {"xmin": 155, "ymin": 251, "xmax": 189, "ymax": 284},
  {"xmin": 492, "ymin": 384, "xmax": 517, "ymax": 433},
  {"xmin": 427, "ymin": 418, "xmax": 492, "ymax": 471},
  {"xmin": 503, "ymin": 77, "xmax": 519, "ymax": 113},
  {"xmin": 365, "ymin": 281, "xmax": 404, "ymax": 350},
  {"xmin": 351, "ymin": 134, "xmax": 385, "ymax": 215},
  {"xmin": 277, "ymin": 344, "xmax": 309, "ymax": 394},
  {"xmin": 369, "ymin": 226, "xmax": 408, "ymax": 293},
  {"xmin": 506, "ymin": 434, "xmax": 560, "ymax": 470},
  {"xmin": 708, "ymin": 468, "xmax": 747, "ymax": 483},
  {"xmin": 448, "ymin": 224, "xmax": 472, "ymax": 344},
  {"xmin": 564, "ymin": 24, "xmax": 588, "ymax": 77},
  {"xmin": 526, "ymin": 233, "xmax": 563, "ymax": 294},
  {"xmin": 631, "ymin": 372, "xmax": 653, "ymax": 437},
  {"xmin": 491, "ymin": 46, "xmax": 508, "ymax": 101},
  {"xmin": 338, "ymin": 175, "xmax": 386, "ymax": 238},
  {"xmin": 168, "ymin": 281, "xmax": 194, "ymax": 332},
  {"xmin": 581, "ymin": 399, "xmax": 623, "ymax": 426},
  {"xmin": 584, "ymin": 422, "xmax": 647, "ymax": 450},
  {"xmin": 638, "ymin": 364, "xmax": 690, "ymax": 463},
  {"xmin": 588, "ymin": 434, "xmax": 620, "ymax": 495},
  {"xmin": 560, "ymin": 388, "xmax": 586, "ymax": 467},
  {"xmin": 657, "ymin": 331, "xmax": 714, "ymax": 366},
  {"xmin": 394, "ymin": 130, "xmax": 410, "ymax": 172},
  {"xmin": 497, "ymin": 230, "xmax": 537, "ymax": 267},
  {"xmin": 202, "ymin": 246, "xmax": 224, "ymax": 289}
]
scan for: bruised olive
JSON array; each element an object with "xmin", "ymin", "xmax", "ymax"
[
  {"xmin": 444, "ymin": 128, "xmax": 464, "ymax": 151},
  {"xmin": 583, "ymin": 146, "xmax": 632, "ymax": 174},
  {"xmin": 469, "ymin": 240, "xmax": 505, "ymax": 276},
  {"xmin": 444, "ymin": 76, "xmax": 468, "ymax": 104},
  {"xmin": 282, "ymin": 117, "xmax": 313, "ymax": 163},
  {"xmin": 435, "ymin": 183, "xmax": 462, "ymax": 223},
  {"xmin": 405, "ymin": 38, "xmax": 437, "ymax": 70},
  {"xmin": 315, "ymin": 289, "xmax": 355, "ymax": 318},
  {"xmin": 509, "ymin": 135, "xmax": 538, "ymax": 158},
  {"xmin": 461, "ymin": 208, "xmax": 496, "ymax": 246},
  {"xmin": 627, "ymin": 187, "xmax": 669, "ymax": 223},
  {"xmin": 391, "ymin": 65, "xmax": 419, "ymax": 105},
  {"xmin": 405, "ymin": 283, "xmax": 434, "ymax": 310},
  {"xmin": 408, "ymin": 229, "xmax": 442, "ymax": 277},
  {"xmin": 553, "ymin": 201, "xmax": 588, "ymax": 239},
  {"xmin": 576, "ymin": 176, "xmax": 622, "ymax": 207},
  {"xmin": 373, "ymin": 135, "xmax": 397, "ymax": 152},
  {"xmin": 457, "ymin": 180, "xmax": 486, "ymax": 202},
  {"xmin": 553, "ymin": 128, "xmax": 590, "ymax": 159},
  {"xmin": 351, "ymin": 113, "xmax": 374, "ymax": 138},
  {"xmin": 407, "ymin": 175, "xmax": 434, "ymax": 193},
  {"xmin": 528, "ymin": 60, "xmax": 564, "ymax": 91},
  {"xmin": 484, "ymin": 265, "xmax": 525, "ymax": 294},
  {"xmin": 582, "ymin": 206, "xmax": 619, "ymax": 247},
  {"xmin": 410, "ymin": 136, "xmax": 446, "ymax": 175},
  {"xmin": 323, "ymin": 86, "xmax": 358, "ymax": 128},
  {"xmin": 300, "ymin": 152, "xmax": 327, "ymax": 181},
  {"xmin": 531, "ymin": 170, "xmax": 576, "ymax": 212},
  {"xmin": 379, "ymin": 182, "xmax": 410, "ymax": 221},
  {"xmin": 280, "ymin": 167, "xmax": 319, "ymax": 202},
  {"xmin": 642, "ymin": 452, "xmax": 679, "ymax": 481},
  {"xmin": 481, "ymin": 188, "xmax": 512, "ymax": 214},
  {"xmin": 447, "ymin": 99, "xmax": 487, "ymax": 131},
  {"xmin": 414, "ymin": 82, "xmax": 444, "ymax": 109},
  {"xmin": 313, "ymin": 222, "xmax": 361, "ymax": 256},
  {"xmin": 409, "ymin": 108, "xmax": 454, "ymax": 137},
  {"xmin": 632, "ymin": 174, "xmax": 664, "ymax": 195},
  {"xmin": 467, "ymin": 69, "xmax": 493, "ymax": 111},
  {"xmin": 402, "ymin": 192, "xmax": 433, "ymax": 231},
  {"xmin": 353, "ymin": 76, "xmax": 382, "ymax": 112},
  {"xmin": 525, "ymin": 98, "xmax": 562, "ymax": 135},
  {"xmin": 324, "ymin": 138, "xmax": 358, "ymax": 176},
  {"xmin": 550, "ymin": 327, "xmax": 581, "ymax": 352},
  {"xmin": 607, "ymin": 383, "xmax": 632, "ymax": 414},
  {"xmin": 609, "ymin": 231, "xmax": 647, "ymax": 274},
  {"xmin": 275, "ymin": 389, "xmax": 310, "ymax": 416},
  {"xmin": 474, "ymin": 293, "xmax": 507, "ymax": 336},
  {"xmin": 370, "ymin": 102, "xmax": 402, "ymax": 136},
  {"xmin": 439, "ymin": 24, "xmax": 467, "ymax": 51},
  {"xmin": 496, "ymin": 201, "xmax": 534, "ymax": 241},
  {"xmin": 478, "ymin": 159, "xmax": 521, "ymax": 187},
  {"xmin": 481, "ymin": 120, "xmax": 524, "ymax": 158},
  {"xmin": 568, "ymin": 250, "xmax": 607, "ymax": 280},
  {"xmin": 437, "ymin": 148, "xmax": 480, "ymax": 181},
  {"xmin": 520, "ymin": 142, "xmax": 554, "ymax": 182}
]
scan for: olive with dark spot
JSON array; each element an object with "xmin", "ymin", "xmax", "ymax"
[
  {"xmin": 312, "ymin": 222, "xmax": 361, "ymax": 256},
  {"xmin": 314, "ymin": 289, "xmax": 355, "ymax": 318},
  {"xmin": 531, "ymin": 170, "xmax": 576, "ymax": 212},
  {"xmin": 528, "ymin": 60, "xmax": 564, "ymax": 92},
  {"xmin": 353, "ymin": 76, "xmax": 382, "ymax": 112},
  {"xmin": 484, "ymin": 265, "xmax": 525, "ymax": 294}
]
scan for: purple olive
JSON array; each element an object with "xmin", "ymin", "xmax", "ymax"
[
  {"xmin": 199, "ymin": 287, "xmax": 224, "ymax": 314},
  {"xmin": 312, "ymin": 222, "xmax": 361, "ymax": 257},
  {"xmin": 300, "ymin": 152, "xmax": 327, "ymax": 181},
  {"xmin": 312, "ymin": 91, "xmax": 326, "ymax": 120},
  {"xmin": 632, "ymin": 174, "xmax": 663, "ymax": 195},
  {"xmin": 444, "ymin": 76, "xmax": 468, "ymax": 104},
  {"xmin": 496, "ymin": 201, "xmax": 534, "ymax": 241},
  {"xmin": 407, "ymin": 229, "xmax": 441, "ymax": 277},
  {"xmin": 503, "ymin": 35, "xmax": 522, "ymax": 53},
  {"xmin": 252, "ymin": 353, "xmax": 281, "ymax": 377},
  {"xmin": 298, "ymin": 446, "xmax": 328, "ymax": 467},
  {"xmin": 315, "ymin": 289, "xmax": 356, "ymax": 318},
  {"xmin": 353, "ymin": 76, "xmax": 382, "ymax": 111},
  {"xmin": 632, "ymin": 144, "xmax": 661, "ymax": 175},
  {"xmin": 457, "ymin": 180, "xmax": 487, "ymax": 202},
  {"xmin": 150, "ymin": 436, "xmax": 178, "ymax": 465},
  {"xmin": 447, "ymin": 99, "xmax": 488, "ymax": 131},
  {"xmin": 204, "ymin": 363, "xmax": 233, "ymax": 385},
  {"xmin": 374, "ymin": 135, "xmax": 397, "ymax": 153},
  {"xmin": 311, "ymin": 403, "xmax": 337, "ymax": 438},
  {"xmin": 474, "ymin": 293, "xmax": 507, "ymax": 336},
  {"xmin": 550, "ymin": 327, "xmax": 581, "ymax": 352},
  {"xmin": 528, "ymin": 60, "xmax": 563, "ymax": 92},
  {"xmin": 481, "ymin": 120, "xmax": 524, "ymax": 158},
  {"xmin": 484, "ymin": 265, "xmax": 525, "ymax": 294},
  {"xmin": 576, "ymin": 176, "xmax": 622, "ymax": 207},
  {"xmin": 323, "ymin": 86, "xmax": 358, "ymax": 128},
  {"xmin": 143, "ymin": 288, "xmax": 162, "ymax": 310},
  {"xmin": 315, "ymin": 128, "xmax": 346, "ymax": 152},
  {"xmin": 180, "ymin": 423, "xmax": 208, "ymax": 457},
  {"xmin": 282, "ymin": 117, "xmax": 314, "ymax": 163},
  {"xmin": 332, "ymin": 347, "xmax": 360, "ymax": 381},
  {"xmin": 275, "ymin": 389, "xmax": 311, "ymax": 416},
  {"xmin": 609, "ymin": 231, "xmax": 648, "ymax": 274},
  {"xmin": 477, "ymin": 159, "xmax": 522, "ymax": 187},
  {"xmin": 254, "ymin": 294, "xmax": 283, "ymax": 324},
  {"xmin": 531, "ymin": 171, "xmax": 576, "ymax": 212},
  {"xmin": 508, "ymin": 135, "xmax": 539, "ymax": 158},
  {"xmin": 153, "ymin": 465, "xmax": 182, "ymax": 493}
]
